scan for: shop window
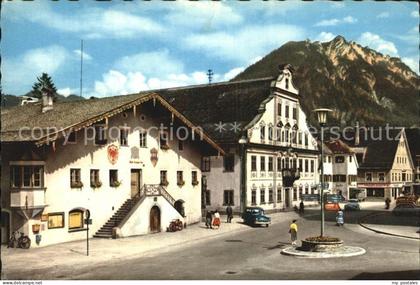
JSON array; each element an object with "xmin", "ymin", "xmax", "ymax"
[
  {"xmin": 69, "ymin": 210, "xmax": 84, "ymax": 230},
  {"xmin": 48, "ymin": 213, "xmax": 64, "ymax": 229}
]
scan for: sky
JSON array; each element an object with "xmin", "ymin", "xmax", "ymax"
[{"xmin": 1, "ymin": 0, "xmax": 418, "ymax": 97}]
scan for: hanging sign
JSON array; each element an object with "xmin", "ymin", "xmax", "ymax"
[{"xmin": 107, "ymin": 144, "xmax": 119, "ymax": 165}]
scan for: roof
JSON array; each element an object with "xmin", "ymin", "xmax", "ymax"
[
  {"xmin": 405, "ymin": 128, "xmax": 420, "ymax": 162},
  {"xmin": 158, "ymin": 77, "xmax": 275, "ymax": 143},
  {"xmin": 324, "ymin": 139, "xmax": 353, "ymax": 154},
  {"xmin": 358, "ymin": 139, "xmax": 399, "ymax": 170},
  {"xmin": 1, "ymin": 92, "xmax": 225, "ymax": 154}
]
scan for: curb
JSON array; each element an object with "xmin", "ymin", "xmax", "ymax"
[
  {"xmin": 358, "ymin": 212, "xmax": 420, "ymax": 240},
  {"xmin": 281, "ymin": 246, "xmax": 366, "ymax": 258}
]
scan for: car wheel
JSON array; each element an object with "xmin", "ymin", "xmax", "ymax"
[{"xmin": 266, "ymin": 224, "xmax": 269, "ymax": 227}]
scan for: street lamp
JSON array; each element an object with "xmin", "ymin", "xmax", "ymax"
[
  {"xmin": 314, "ymin": 108, "xmax": 332, "ymax": 237},
  {"xmin": 239, "ymin": 134, "xmax": 248, "ymax": 214}
]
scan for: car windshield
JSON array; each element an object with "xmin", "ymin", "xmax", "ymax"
[{"xmin": 247, "ymin": 208, "xmax": 262, "ymax": 215}]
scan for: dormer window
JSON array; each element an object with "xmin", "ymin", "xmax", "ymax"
[{"xmin": 285, "ymin": 78, "xmax": 289, "ymax": 89}]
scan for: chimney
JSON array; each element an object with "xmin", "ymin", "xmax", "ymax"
[
  {"xmin": 354, "ymin": 122, "xmax": 360, "ymax": 146},
  {"xmin": 41, "ymin": 86, "xmax": 54, "ymax": 113}
]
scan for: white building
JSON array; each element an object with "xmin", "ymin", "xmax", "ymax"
[
  {"xmin": 158, "ymin": 64, "xmax": 320, "ymax": 213},
  {"xmin": 322, "ymin": 139, "xmax": 358, "ymax": 200},
  {"xmin": 0, "ymin": 91, "xmax": 223, "ymax": 247}
]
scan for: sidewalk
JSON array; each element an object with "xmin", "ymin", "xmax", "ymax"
[{"xmin": 1, "ymin": 211, "xmax": 299, "ymax": 278}]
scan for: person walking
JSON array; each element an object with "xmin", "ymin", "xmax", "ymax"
[
  {"xmin": 289, "ymin": 220, "xmax": 298, "ymax": 246},
  {"xmin": 213, "ymin": 210, "xmax": 221, "ymax": 229},
  {"xmin": 385, "ymin": 197, "xmax": 391, "ymax": 210},
  {"xmin": 299, "ymin": 200, "xmax": 305, "ymax": 215},
  {"xmin": 205, "ymin": 210, "xmax": 213, "ymax": 229},
  {"xmin": 226, "ymin": 205, "xmax": 233, "ymax": 223}
]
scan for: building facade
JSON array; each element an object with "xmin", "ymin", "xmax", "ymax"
[{"xmin": 0, "ymin": 92, "xmax": 223, "ymax": 246}]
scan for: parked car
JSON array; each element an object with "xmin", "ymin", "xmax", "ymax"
[
  {"xmin": 242, "ymin": 207, "xmax": 271, "ymax": 227},
  {"xmin": 325, "ymin": 194, "xmax": 346, "ymax": 203},
  {"xmin": 344, "ymin": 199, "xmax": 360, "ymax": 211},
  {"xmin": 324, "ymin": 202, "xmax": 341, "ymax": 211},
  {"xmin": 392, "ymin": 203, "xmax": 420, "ymax": 217}
]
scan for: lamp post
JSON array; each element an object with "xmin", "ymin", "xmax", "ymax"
[
  {"xmin": 239, "ymin": 135, "xmax": 248, "ymax": 214},
  {"xmin": 314, "ymin": 108, "xmax": 332, "ymax": 237}
]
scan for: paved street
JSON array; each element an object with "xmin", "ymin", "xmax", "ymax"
[{"xmin": 3, "ymin": 207, "xmax": 419, "ymax": 280}]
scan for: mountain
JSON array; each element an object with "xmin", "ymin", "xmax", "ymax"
[
  {"xmin": 233, "ymin": 36, "xmax": 419, "ymax": 127},
  {"xmin": 1, "ymin": 93, "xmax": 85, "ymax": 108}
]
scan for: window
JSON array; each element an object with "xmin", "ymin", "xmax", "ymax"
[
  {"xmin": 251, "ymin": 156, "xmax": 257, "ymax": 171},
  {"xmin": 178, "ymin": 140, "xmax": 184, "ymax": 151},
  {"xmin": 268, "ymin": 189, "xmax": 274, "ymax": 203},
  {"xmin": 277, "ymin": 188, "xmax": 282, "ymax": 202},
  {"xmin": 260, "ymin": 126, "xmax": 266, "ymax": 140},
  {"xmin": 292, "ymin": 107, "xmax": 297, "ymax": 120},
  {"xmin": 205, "ymin": 190, "xmax": 211, "ymax": 206},
  {"xmin": 299, "ymin": 159, "xmax": 303, "ymax": 171},
  {"xmin": 285, "ymin": 158, "xmax": 290, "ymax": 169},
  {"xmin": 402, "ymin": 173, "xmax": 406, "ymax": 182},
  {"xmin": 328, "ymin": 156, "xmax": 331, "ymax": 163},
  {"xmin": 366, "ymin": 173, "xmax": 372, "ymax": 181},
  {"xmin": 48, "ymin": 213, "xmax": 64, "ymax": 229},
  {"xmin": 260, "ymin": 156, "xmax": 266, "ymax": 172},
  {"xmin": 349, "ymin": 156, "xmax": 353, "ymax": 163},
  {"xmin": 310, "ymin": 160, "xmax": 314, "ymax": 173},
  {"xmin": 333, "ymin": 175, "xmax": 346, "ymax": 182},
  {"xmin": 299, "ymin": 186, "xmax": 303, "ymax": 197},
  {"xmin": 285, "ymin": 78, "xmax": 289, "ymax": 89},
  {"xmin": 160, "ymin": 170, "xmax": 168, "ymax": 186},
  {"xmin": 268, "ymin": 127, "xmax": 273, "ymax": 141},
  {"xmin": 110, "ymin": 170, "xmax": 119, "ymax": 187},
  {"xmin": 94, "ymin": 125, "xmax": 107, "ymax": 145},
  {"xmin": 160, "ymin": 132, "xmax": 169, "ymax": 149},
  {"xmin": 69, "ymin": 210, "xmax": 84, "ymax": 230},
  {"xmin": 223, "ymin": 190, "xmax": 234, "ymax": 206},
  {"xmin": 67, "ymin": 132, "xmax": 76, "ymax": 143},
  {"xmin": 268, "ymin": 157, "xmax": 273, "ymax": 172},
  {"xmin": 277, "ymin": 103, "xmax": 282, "ymax": 116},
  {"xmin": 379, "ymin": 173, "xmax": 385, "ymax": 182},
  {"xmin": 260, "ymin": 189, "xmax": 266, "ymax": 204},
  {"xmin": 177, "ymin": 171, "xmax": 185, "ymax": 186},
  {"xmin": 335, "ymin": 156, "xmax": 345, "ymax": 163},
  {"xmin": 90, "ymin": 169, "xmax": 101, "ymax": 187},
  {"xmin": 277, "ymin": 157, "xmax": 281, "ymax": 171},
  {"xmin": 192, "ymin": 171, "xmax": 198, "ymax": 185},
  {"xmin": 201, "ymin": 157, "xmax": 211, "ymax": 172},
  {"xmin": 298, "ymin": 132, "xmax": 302, "ymax": 145},
  {"xmin": 70, "ymin": 168, "xmax": 82, "ymax": 188},
  {"xmin": 223, "ymin": 154, "xmax": 235, "ymax": 172},
  {"xmin": 304, "ymin": 133, "xmax": 308, "ymax": 147},
  {"xmin": 293, "ymin": 187, "xmax": 297, "ymax": 201},
  {"xmin": 139, "ymin": 130, "xmax": 147, "ymax": 147},
  {"xmin": 251, "ymin": 190, "xmax": 257, "ymax": 205},
  {"xmin": 292, "ymin": 131, "xmax": 297, "ymax": 144},
  {"xmin": 285, "ymin": 105, "xmax": 289, "ymax": 118},
  {"xmin": 285, "ymin": 129, "xmax": 289, "ymax": 143},
  {"xmin": 11, "ymin": 165, "xmax": 44, "ymax": 188},
  {"xmin": 305, "ymin": 160, "xmax": 309, "ymax": 173}
]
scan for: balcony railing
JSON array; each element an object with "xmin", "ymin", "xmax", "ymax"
[{"xmin": 10, "ymin": 188, "xmax": 46, "ymax": 208}]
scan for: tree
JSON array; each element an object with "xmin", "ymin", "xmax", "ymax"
[{"xmin": 31, "ymin": 73, "xmax": 58, "ymax": 101}]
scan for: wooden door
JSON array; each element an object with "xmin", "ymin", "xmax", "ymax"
[
  {"xmin": 150, "ymin": 206, "xmax": 161, "ymax": 233},
  {"xmin": 130, "ymin": 169, "xmax": 141, "ymax": 198},
  {"xmin": 285, "ymin": 188, "xmax": 290, "ymax": 208}
]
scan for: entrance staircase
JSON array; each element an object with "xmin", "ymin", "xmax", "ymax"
[{"xmin": 93, "ymin": 184, "xmax": 179, "ymax": 238}]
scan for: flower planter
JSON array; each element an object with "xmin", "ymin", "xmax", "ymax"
[{"xmin": 301, "ymin": 236, "xmax": 343, "ymax": 252}]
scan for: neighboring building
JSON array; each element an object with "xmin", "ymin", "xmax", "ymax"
[
  {"xmin": 159, "ymin": 64, "xmax": 320, "ymax": 213},
  {"xmin": 322, "ymin": 139, "xmax": 358, "ymax": 200},
  {"xmin": 343, "ymin": 128, "xmax": 415, "ymax": 201},
  {"xmin": 405, "ymin": 128, "xmax": 420, "ymax": 195},
  {"xmin": 0, "ymin": 90, "xmax": 223, "ymax": 246}
]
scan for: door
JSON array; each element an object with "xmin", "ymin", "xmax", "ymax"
[
  {"xmin": 150, "ymin": 206, "xmax": 161, "ymax": 233},
  {"xmin": 1, "ymin": 211, "xmax": 10, "ymax": 244},
  {"xmin": 285, "ymin": 188, "xmax": 290, "ymax": 208},
  {"xmin": 130, "ymin": 169, "xmax": 142, "ymax": 198}
]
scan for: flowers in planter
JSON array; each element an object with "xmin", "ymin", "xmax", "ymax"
[
  {"xmin": 305, "ymin": 236, "xmax": 341, "ymax": 242},
  {"xmin": 71, "ymin": 181, "xmax": 83, "ymax": 188},
  {"xmin": 160, "ymin": 144, "xmax": 170, "ymax": 150},
  {"xmin": 160, "ymin": 180, "xmax": 169, "ymax": 186},
  {"xmin": 192, "ymin": 180, "xmax": 199, "ymax": 186},
  {"xmin": 111, "ymin": 180, "xmax": 122, "ymax": 188},
  {"xmin": 91, "ymin": 181, "xmax": 102, "ymax": 188},
  {"xmin": 177, "ymin": 180, "xmax": 185, "ymax": 186}
]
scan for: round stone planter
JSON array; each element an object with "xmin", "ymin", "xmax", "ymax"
[{"xmin": 300, "ymin": 239, "xmax": 344, "ymax": 252}]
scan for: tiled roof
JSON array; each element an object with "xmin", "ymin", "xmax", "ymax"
[
  {"xmin": 324, "ymin": 139, "xmax": 353, "ymax": 154},
  {"xmin": 405, "ymin": 128, "xmax": 420, "ymax": 163}
]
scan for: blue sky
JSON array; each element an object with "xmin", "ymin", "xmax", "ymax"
[{"xmin": 1, "ymin": 0, "xmax": 418, "ymax": 97}]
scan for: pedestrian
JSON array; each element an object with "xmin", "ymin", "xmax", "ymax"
[
  {"xmin": 205, "ymin": 210, "xmax": 213, "ymax": 229},
  {"xmin": 213, "ymin": 210, "xmax": 221, "ymax": 229},
  {"xmin": 385, "ymin": 197, "xmax": 391, "ymax": 210},
  {"xmin": 289, "ymin": 220, "xmax": 298, "ymax": 246},
  {"xmin": 299, "ymin": 200, "xmax": 305, "ymax": 215},
  {"xmin": 226, "ymin": 205, "xmax": 233, "ymax": 223}
]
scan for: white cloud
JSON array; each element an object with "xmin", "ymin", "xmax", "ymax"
[
  {"xmin": 223, "ymin": 67, "xmax": 245, "ymax": 81},
  {"xmin": 315, "ymin": 32, "xmax": 336, "ymax": 42},
  {"xmin": 57, "ymin": 87, "xmax": 78, "ymax": 97},
  {"xmin": 315, "ymin": 16, "xmax": 358, "ymax": 27},
  {"xmin": 411, "ymin": 11, "xmax": 419, "ymax": 18},
  {"xmin": 183, "ymin": 24, "xmax": 305, "ymax": 63},
  {"xmin": 402, "ymin": 57, "xmax": 419, "ymax": 74},
  {"xmin": 3, "ymin": 1, "xmax": 163, "ymax": 39},
  {"xmin": 114, "ymin": 50, "xmax": 185, "ymax": 77},
  {"xmin": 2, "ymin": 45, "xmax": 69, "ymax": 93},
  {"xmin": 73, "ymin": 49, "xmax": 92, "ymax": 61},
  {"xmin": 358, "ymin": 32, "xmax": 398, "ymax": 56},
  {"xmin": 377, "ymin": 12, "xmax": 390, "ymax": 18}
]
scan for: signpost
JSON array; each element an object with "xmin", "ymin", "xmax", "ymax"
[{"xmin": 84, "ymin": 209, "xmax": 92, "ymax": 256}]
